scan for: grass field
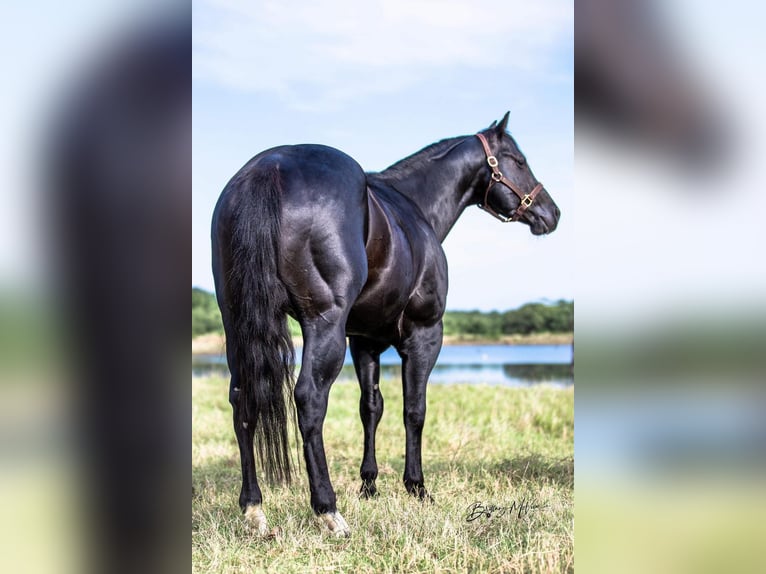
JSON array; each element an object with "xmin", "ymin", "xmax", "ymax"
[{"xmin": 192, "ymin": 376, "xmax": 573, "ymax": 573}]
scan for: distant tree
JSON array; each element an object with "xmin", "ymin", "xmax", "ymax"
[
  {"xmin": 543, "ymin": 300, "xmax": 574, "ymax": 332},
  {"xmin": 502, "ymin": 303, "xmax": 546, "ymax": 334},
  {"xmin": 442, "ymin": 310, "xmax": 501, "ymax": 338},
  {"xmin": 192, "ymin": 287, "xmax": 223, "ymax": 337},
  {"xmin": 500, "ymin": 301, "xmax": 573, "ymax": 335}
]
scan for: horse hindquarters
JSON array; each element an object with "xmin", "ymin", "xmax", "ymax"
[{"xmin": 275, "ymin": 148, "xmax": 369, "ymax": 536}]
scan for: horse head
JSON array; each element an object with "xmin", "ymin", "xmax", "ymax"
[{"xmin": 475, "ymin": 112, "xmax": 560, "ymax": 235}]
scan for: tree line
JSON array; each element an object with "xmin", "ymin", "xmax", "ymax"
[
  {"xmin": 193, "ymin": 287, "xmax": 572, "ymax": 338},
  {"xmin": 442, "ymin": 300, "xmax": 573, "ymax": 337}
]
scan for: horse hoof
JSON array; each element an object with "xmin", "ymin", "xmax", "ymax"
[
  {"xmin": 244, "ymin": 504, "xmax": 270, "ymax": 536},
  {"xmin": 359, "ymin": 480, "xmax": 379, "ymax": 499},
  {"xmin": 318, "ymin": 511, "xmax": 351, "ymax": 537},
  {"xmin": 417, "ymin": 491, "xmax": 435, "ymax": 504},
  {"xmin": 407, "ymin": 484, "xmax": 434, "ymax": 503}
]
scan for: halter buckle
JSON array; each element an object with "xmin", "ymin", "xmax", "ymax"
[
  {"xmin": 487, "ymin": 156, "xmax": 499, "ymax": 168},
  {"xmin": 491, "ymin": 171, "xmax": 503, "ymax": 182},
  {"xmin": 521, "ymin": 194, "xmax": 534, "ymax": 207}
]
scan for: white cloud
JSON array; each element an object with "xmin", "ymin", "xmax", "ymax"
[{"xmin": 193, "ymin": 0, "xmax": 571, "ymax": 107}]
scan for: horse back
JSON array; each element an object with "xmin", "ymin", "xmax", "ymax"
[{"xmin": 215, "ymin": 144, "xmax": 368, "ymax": 224}]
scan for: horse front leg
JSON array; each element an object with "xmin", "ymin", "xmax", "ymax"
[
  {"xmin": 294, "ymin": 321, "xmax": 351, "ymax": 537},
  {"xmin": 397, "ymin": 322, "xmax": 443, "ymax": 501},
  {"xmin": 349, "ymin": 336, "xmax": 389, "ymax": 498}
]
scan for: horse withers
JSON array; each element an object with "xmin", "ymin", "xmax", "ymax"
[{"xmin": 211, "ymin": 112, "xmax": 560, "ymax": 537}]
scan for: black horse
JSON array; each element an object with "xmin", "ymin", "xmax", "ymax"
[{"xmin": 211, "ymin": 113, "xmax": 560, "ymax": 537}]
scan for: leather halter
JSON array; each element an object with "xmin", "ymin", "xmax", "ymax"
[{"xmin": 475, "ymin": 132, "xmax": 544, "ymax": 223}]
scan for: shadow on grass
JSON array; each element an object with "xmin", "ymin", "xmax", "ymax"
[
  {"xmin": 423, "ymin": 453, "xmax": 574, "ymax": 489},
  {"xmin": 193, "ymin": 454, "xmax": 240, "ymax": 497},
  {"xmin": 194, "ymin": 451, "xmax": 573, "ymax": 510},
  {"xmin": 488, "ymin": 453, "xmax": 573, "ymax": 488},
  {"xmin": 192, "ymin": 454, "xmax": 311, "ymax": 505}
]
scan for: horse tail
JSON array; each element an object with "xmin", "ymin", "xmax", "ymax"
[{"xmin": 222, "ymin": 166, "xmax": 295, "ymax": 485}]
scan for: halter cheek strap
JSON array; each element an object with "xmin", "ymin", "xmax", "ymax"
[{"xmin": 475, "ymin": 132, "xmax": 544, "ymax": 222}]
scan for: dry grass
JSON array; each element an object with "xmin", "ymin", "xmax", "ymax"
[
  {"xmin": 193, "ymin": 333, "xmax": 227, "ymax": 355},
  {"xmin": 192, "ymin": 377, "xmax": 573, "ymax": 573}
]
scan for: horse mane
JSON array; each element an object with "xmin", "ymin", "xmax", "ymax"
[{"xmin": 376, "ymin": 135, "xmax": 467, "ymax": 181}]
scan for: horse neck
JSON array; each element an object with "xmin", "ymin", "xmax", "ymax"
[{"xmin": 377, "ymin": 137, "xmax": 485, "ymax": 242}]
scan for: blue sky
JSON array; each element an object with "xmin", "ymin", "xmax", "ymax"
[{"xmin": 192, "ymin": 0, "xmax": 573, "ymax": 311}]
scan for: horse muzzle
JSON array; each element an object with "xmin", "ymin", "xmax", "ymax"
[{"xmin": 529, "ymin": 203, "xmax": 560, "ymax": 235}]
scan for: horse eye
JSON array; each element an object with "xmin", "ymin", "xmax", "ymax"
[{"xmin": 514, "ymin": 157, "xmax": 526, "ymax": 168}]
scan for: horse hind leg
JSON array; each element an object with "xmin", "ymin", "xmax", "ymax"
[
  {"xmin": 281, "ymin": 195, "xmax": 368, "ymax": 536},
  {"xmin": 293, "ymin": 317, "xmax": 354, "ymax": 537},
  {"xmin": 215, "ymin": 292, "xmax": 270, "ymax": 534},
  {"xmin": 219, "ymin": 291, "xmax": 287, "ymax": 538},
  {"xmin": 227, "ymin": 371, "xmax": 270, "ymax": 536}
]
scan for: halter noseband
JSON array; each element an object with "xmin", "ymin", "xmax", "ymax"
[{"xmin": 475, "ymin": 132, "xmax": 544, "ymax": 223}]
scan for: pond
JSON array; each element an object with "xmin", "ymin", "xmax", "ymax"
[{"xmin": 193, "ymin": 343, "xmax": 573, "ymax": 388}]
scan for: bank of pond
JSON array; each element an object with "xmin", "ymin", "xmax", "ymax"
[{"xmin": 193, "ymin": 343, "xmax": 573, "ymax": 387}]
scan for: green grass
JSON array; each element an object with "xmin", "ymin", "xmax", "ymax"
[{"xmin": 193, "ymin": 377, "xmax": 573, "ymax": 573}]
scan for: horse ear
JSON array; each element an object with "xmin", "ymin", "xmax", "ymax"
[
  {"xmin": 488, "ymin": 120, "xmax": 498, "ymax": 129},
  {"xmin": 496, "ymin": 111, "xmax": 510, "ymax": 133}
]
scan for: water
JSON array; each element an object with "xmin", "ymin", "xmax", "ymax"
[{"xmin": 193, "ymin": 343, "xmax": 573, "ymax": 387}]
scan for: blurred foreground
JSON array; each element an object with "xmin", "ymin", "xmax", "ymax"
[
  {"xmin": 0, "ymin": 2, "xmax": 189, "ymax": 574},
  {"xmin": 576, "ymin": 1, "xmax": 766, "ymax": 571}
]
